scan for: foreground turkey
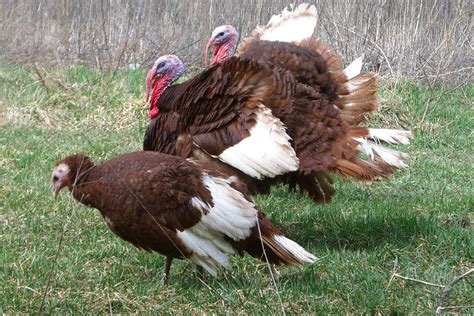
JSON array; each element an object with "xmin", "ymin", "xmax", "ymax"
[{"xmin": 51, "ymin": 151, "xmax": 317, "ymax": 284}]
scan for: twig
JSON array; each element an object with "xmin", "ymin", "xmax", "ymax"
[
  {"xmin": 38, "ymin": 223, "xmax": 67, "ymax": 315},
  {"xmin": 38, "ymin": 178, "xmax": 83, "ymax": 315},
  {"xmin": 33, "ymin": 64, "xmax": 50, "ymax": 97},
  {"xmin": 435, "ymin": 268, "xmax": 474, "ymax": 313},
  {"xmin": 436, "ymin": 305, "xmax": 474, "ymax": 312},
  {"xmin": 394, "ymin": 273, "xmax": 444, "ymax": 288},
  {"xmin": 171, "ymin": 37, "xmax": 205, "ymax": 56},
  {"xmin": 385, "ymin": 257, "xmax": 398, "ymax": 291},
  {"xmin": 418, "ymin": 55, "xmax": 435, "ymax": 126}
]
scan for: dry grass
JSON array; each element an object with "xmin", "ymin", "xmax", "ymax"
[{"xmin": 0, "ymin": 0, "xmax": 471, "ymax": 82}]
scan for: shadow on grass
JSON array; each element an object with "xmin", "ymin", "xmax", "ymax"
[{"xmin": 267, "ymin": 195, "xmax": 442, "ymax": 252}]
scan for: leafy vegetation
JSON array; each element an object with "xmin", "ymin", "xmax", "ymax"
[{"xmin": 1, "ymin": 64, "xmax": 472, "ymax": 313}]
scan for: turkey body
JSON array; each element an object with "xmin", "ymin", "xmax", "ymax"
[
  {"xmin": 51, "ymin": 151, "xmax": 316, "ymax": 279},
  {"xmin": 143, "ymin": 5, "xmax": 410, "ymax": 205}
]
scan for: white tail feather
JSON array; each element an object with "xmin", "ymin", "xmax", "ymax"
[
  {"xmin": 258, "ymin": 3, "xmax": 318, "ymax": 43},
  {"xmin": 367, "ymin": 128, "xmax": 412, "ymax": 145},
  {"xmin": 355, "ymin": 138, "xmax": 409, "ymax": 168},
  {"xmin": 344, "ymin": 55, "xmax": 364, "ymax": 80},
  {"xmin": 273, "ymin": 235, "xmax": 318, "ymax": 264}
]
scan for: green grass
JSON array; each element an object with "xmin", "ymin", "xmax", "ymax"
[{"xmin": 1, "ymin": 64, "xmax": 473, "ymax": 313}]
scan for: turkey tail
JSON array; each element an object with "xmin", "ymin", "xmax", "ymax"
[
  {"xmin": 340, "ymin": 73, "xmax": 378, "ymax": 124},
  {"xmin": 258, "ymin": 3, "xmax": 318, "ymax": 43},
  {"xmin": 349, "ymin": 127, "xmax": 412, "ymax": 169},
  {"xmin": 238, "ymin": 3, "xmax": 318, "ymax": 54},
  {"xmin": 334, "ymin": 157, "xmax": 394, "ymax": 181},
  {"xmin": 344, "ymin": 55, "xmax": 364, "ymax": 79},
  {"xmin": 237, "ymin": 212, "xmax": 317, "ymax": 265},
  {"xmin": 261, "ymin": 234, "xmax": 317, "ymax": 265},
  {"xmin": 340, "ymin": 56, "xmax": 412, "ymax": 169},
  {"xmin": 308, "ymin": 49, "xmax": 412, "ymax": 170}
]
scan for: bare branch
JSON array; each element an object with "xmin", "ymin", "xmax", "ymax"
[
  {"xmin": 436, "ymin": 268, "xmax": 474, "ymax": 313},
  {"xmin": 394, "ymin": 273, "xmax": 444, "ymax": 288}
]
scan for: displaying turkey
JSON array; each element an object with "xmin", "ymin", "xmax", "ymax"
[
  {"xmin": 205, "ymin": 3, "xmax": 411, "ymax": 161},
  {"xmin": 51, "ymin": 151, "xmax": 317, "ymax": 284},
  {"xmin": 144, "ymin": 53, "xmax": 408, "ymax": 204}
]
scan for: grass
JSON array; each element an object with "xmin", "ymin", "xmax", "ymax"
[{"xmin": 1, "ymin": 64, "xmax": 473, "ymax": 313}]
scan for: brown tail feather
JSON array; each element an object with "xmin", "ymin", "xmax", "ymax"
[
  {"xmin": 232, "ymin": 212, "xmax": 317, "ymax": 265},
  {"xmin": 334, "ymin": 157, "xmax": 394, "ymax": 181},
  {"xmin": 348, "ymin": 126, "xmax": 370, "ymax": 138},
  {"xmin": 339, "ymin": 73, "xmax": 378, "ymax": 124}
]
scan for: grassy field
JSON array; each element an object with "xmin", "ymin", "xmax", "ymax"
[{"xmin": 1, "ymin": 64, "xmax": 472, "ymax": 313}]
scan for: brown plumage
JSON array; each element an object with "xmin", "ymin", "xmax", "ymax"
[
  {"xmin": 202, "ymin": 4, "xmax": 412, "ymax": 202},
  {"xmin": 51, "ymin": 151, "xmax": 317, "ymax": 283},
  {"xmin": 237, "ymin": 38, "xmax": 379, "ymax": 125},
  {"xmin": 145, "ymin": 49, "xmax": 410, "ymax": 204}
]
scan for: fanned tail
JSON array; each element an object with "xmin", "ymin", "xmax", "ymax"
[
  {"xmin": 238, "ymin": 3, "xmax": 318, "ymax": 54},
  {"xmin": 339, "ymin": 56, "xmax": 412, "ymax": 171},
  {"xmin": 340, "ymin": 72, "xmax": 378, "ymax": 124},
  {"xmin": 284, "ymin": 44, "xmax": 412, "ymax": 203}
]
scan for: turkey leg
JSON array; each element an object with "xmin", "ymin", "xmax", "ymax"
[
  {"xmin": 163, "ymin": 256, "xmax": 173, "ymax": 285},
  {"xmin": 196, "ymin": 265, "xmax": 204, "ymax": 281}
]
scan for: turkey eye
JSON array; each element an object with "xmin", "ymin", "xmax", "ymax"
[
  {"xmin": 52, "ymin": 175, "xmax": 59, "ymax": 182},
  {"xmin": 218, "ymin": 32, "xmax": 225, "ymax": 37},
  {"xmin": 157, "ymin": 62, "xmax": 165, "ymax": 69}
]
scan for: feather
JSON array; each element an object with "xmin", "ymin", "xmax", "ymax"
[
  {"xmin": 257, "ymin": 3, "xmax": 318, "ymax": 43},
  {"xmin": 344, "ymin": 55, "xmax": 364, "ymax": 80},
  {"xmin": 366, "ymin": 128, "xmax": 412, "ymax": 145},
  {"xmin": 218, "ymin": 106, "xmax": 299, "ymax": 179},
  {"xmin": 355, "ymin": 138, "xmax": 409, "ymax": 169}
]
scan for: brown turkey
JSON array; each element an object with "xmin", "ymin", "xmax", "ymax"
[
  {"xmin": 206, "ymin": 3, "xmax": 411, "ymax": 158},
  {"xmin": 144, "ymin": 52, "xmax": 409, "ymax": 204},
  {"xmin": 51, "ymin": 151, "xmax": 316, "ymax": 284}
]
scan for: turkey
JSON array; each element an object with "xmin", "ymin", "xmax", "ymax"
[
  {"xmin": 144, "ymin": 54, "xmax": 407, "ymax": 204},
  {"xmin": 51, "ymin": 151, "xmax": 317, "ymax": 284},
  {"xmin": 205, "ymin": 3, "xmax": 411, "ymax": 162}
]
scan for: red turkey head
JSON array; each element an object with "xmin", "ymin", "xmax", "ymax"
[
  {"xmin": 146, "ymin": 55, "xmax": 184, "ymax": 121},
  {"xmin": 206, "ymin": 25, "xmax": 239, "ymax": 66}
]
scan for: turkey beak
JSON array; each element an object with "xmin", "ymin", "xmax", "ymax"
[
  {"xmin": 51, "ymin": 183, "xmax": 59, "ymax": 199},
  {"xmin": 205, "ymin": 38, "xmax": 215, "ymax": 67}
]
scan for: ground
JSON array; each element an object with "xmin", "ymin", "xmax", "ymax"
[{"xmin": 0, "ymin": 64, "xmax": 472, "ymax": 313}]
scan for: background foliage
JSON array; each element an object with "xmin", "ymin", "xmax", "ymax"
[{"xmin": 0, "ymin": 0, "xmax": 471, "ymax": 82}]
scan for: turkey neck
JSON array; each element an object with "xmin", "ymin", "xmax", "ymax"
[
  {"xmin": 69, "ymin": 166, "xmax": 102, "ymax": 208},
  {"xmin": 149, "ymin": 74, "xmax": 176, "ymax": 120},
  {"xmin": 214, "ymin": 35, "xmax": 238, "ymax": 65}
]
